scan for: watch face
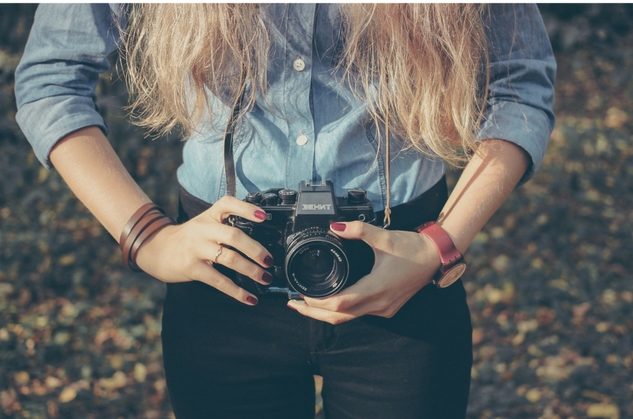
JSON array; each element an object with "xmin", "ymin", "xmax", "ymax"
[{"xmin": 437, "ymin": 263, "xmax": 467, "ymax": 288}]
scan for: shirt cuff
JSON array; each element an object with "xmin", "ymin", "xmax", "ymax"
[
  {"xmin": 16, "ymin": 95, "xmax": 108, "ymax": 170},
  {"xmin": 477, "ymin": 100, "xmax": 553, "ymax": 186}
]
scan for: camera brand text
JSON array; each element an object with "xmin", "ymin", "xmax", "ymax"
[{"xmin": 302, "ymin": 204, "xmax": 333, "ymax": 211}]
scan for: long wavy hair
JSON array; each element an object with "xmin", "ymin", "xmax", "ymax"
[{"xmin": 120, "ymin": 4, "xmax": 489, "ymax": 167}]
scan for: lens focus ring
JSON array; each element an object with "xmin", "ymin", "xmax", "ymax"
[{"xmin": 285, "ymin": 230, "xmax": 349, "ymax": 298}]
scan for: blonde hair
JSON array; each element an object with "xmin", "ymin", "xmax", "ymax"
[{"xmin": 121, "ymin": 4, "xmax": 488, "ymax": 167}]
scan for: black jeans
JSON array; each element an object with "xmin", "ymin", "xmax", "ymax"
[{"xmin": 161, "ymin": 178, "xmax": 473, "ymax": 419}]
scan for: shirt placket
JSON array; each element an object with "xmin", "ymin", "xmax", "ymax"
[{"xmin": 282, "ymin": 4, "xmax": 317, "ymax": 190}]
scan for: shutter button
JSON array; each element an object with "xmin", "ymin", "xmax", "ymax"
[
  {"xmin": 293, "ymin": 57, "xmax": 306, "ymax": 72},
  {"xmin": 296, "ymin": 134, "xmax": 309, "ymax": 146}
]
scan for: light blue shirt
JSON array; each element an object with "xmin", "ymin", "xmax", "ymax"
[{"xmin": 15, "ymin": 4, "xmax": 556, "ymax": 211}]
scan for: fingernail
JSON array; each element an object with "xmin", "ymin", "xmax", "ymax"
[
  {"xmin": 264, "ymin": 255, "xmax": 274, "ymax": 267},
  {"xmin": 330, "ymin": 222, "xmax": 346, "ymax": 232},
  {"xmin": 254, "ymin": 210, "xmax": 267, "ymax": 221},
  {"xmin": 262, "ymin": 271, "xmax": 273, "ymax": 284},
  {"xmin": 246, "ymin": 295, "xmax": 258, "ymax": 306},
  {"xmin": 287, "ymin": 302, "xmax": 297, "ymax": 311}
]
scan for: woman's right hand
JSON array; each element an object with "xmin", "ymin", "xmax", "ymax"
[{"xmin": 134, "ymin": 196, "xmax": 274, "ymax": 306}]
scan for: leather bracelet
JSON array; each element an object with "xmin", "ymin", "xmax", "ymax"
[
  {"xmin": 124, "ymin": 211, "xmax": 167, "ymax": 268},
  {"xmin": 129, "ymin": 216, "xmax": 174, "ymax": 270},
  {"xmin": 119, "ymin": 203, "xmax": 174, "ymax": 272},
  {"xmin": 119, "ymin": 203, "xmax": 159, "ymax": 245},
  {"xmin": 121, "ymin": 208, "xmax": 163, "ymax": 268},
  {"xmin": 124, "ymin": 209, "xmax": 164, "ymax": 251}
]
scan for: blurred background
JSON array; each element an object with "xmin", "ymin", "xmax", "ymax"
[{"xmin": 1, "ymin": 4, "xmax": 632, "ymax": 419}]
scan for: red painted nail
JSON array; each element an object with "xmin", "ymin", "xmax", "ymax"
[
  {"xmin": 264, "ymin": 255, "xmax": 274, "ymax": 267},
  {"xmin": 254, "ymin": 210, "xmax": 267, "ymax": 221},
  {"xmin": 246, "ymin": 295, "xmax": 258, "ymax": 306},
  {"xmin": 262, "ymin": 271, "xmax": 273, "ymax": 284},
  {"xmin": 330, "ymin": 222, "xmax": 347, "ymax": 232}
]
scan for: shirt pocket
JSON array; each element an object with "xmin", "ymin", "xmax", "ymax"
[
  {"xmin": 364, "ymin": 123, "xmax": 446, "ymax": 209},
  {"xmin": 314, "ymin": 117, "xmax": 387, "ymax": 210},
  {"xmin": 232, "ymin": 112, "xmax": 289, "ymax": 197}
]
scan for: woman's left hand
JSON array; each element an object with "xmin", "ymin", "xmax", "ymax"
[{"xmin": 287, "ymin": 221, "xmax": 442, "ymax": 324}]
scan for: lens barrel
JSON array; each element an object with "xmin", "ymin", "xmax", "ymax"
[{"xmin": 285, "ymin": 229, "xmax": 349, "ymax": 298}]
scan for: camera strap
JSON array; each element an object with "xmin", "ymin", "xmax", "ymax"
[
  {"xmin": 222, "ymin": 77, "xmax": 247, "ymax": 197},
  {"xmin": 383, "ymin": 116, "xmax": 392, "ymax": 229}
]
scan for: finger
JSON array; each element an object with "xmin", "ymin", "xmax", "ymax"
[
  {"xmin": 287, "ymin": 300, "xmax": 357, "ymax": 325},
  {"xmin": 303, "ymin": 286, "xmax": 399, "ymax": 319},
  {"xmin": 301, "ymin": 268, "xmax": 382, "ymax": 313},
  {"xmin": 302, "ymin": 292, "xmax": 362, "ymax": 314},
  {"xmin": 211, "ymin": 224, "xmax": 273, "ymax": 268},
  {"xmin": 190, "ymin": 261, "xmax": 259, "ymax": 306},
  {"xmin": 329, "ymin": 220, "xmax": 387, "ymax": 248},
  {"xmin": 210, "ymin": 245, "xmax": 272, "ymax": 286},
  {"xmin": 319, "ymin": 266, "xmax": 422, "ymax": 318},
  {"xmin": 205, "ymin": 195, "xmax": 268, "ymax": 223}
]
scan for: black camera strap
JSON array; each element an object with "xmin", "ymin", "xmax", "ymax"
[{"xmin": 223, "ymin": 72, "xmax": 248, "ymax": 197}]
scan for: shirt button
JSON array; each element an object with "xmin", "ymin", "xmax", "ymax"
[
  {"xmin": 296, "ymin": 134, "xmax": 309, "ymax": 146},
  {"xmin": 293, "ymin": 57, "xmax": 306, "ymax": 72}
]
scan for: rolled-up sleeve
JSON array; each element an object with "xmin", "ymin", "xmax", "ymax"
[
  {"xmin": 477, "ymin": 4, "xmax": 557, "ymax": 184},
  {"xmin": 14, "ymin": 4, "xmax": 119, "ymax": 169}
]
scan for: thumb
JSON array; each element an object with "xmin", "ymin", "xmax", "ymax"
[{"xmin": 329, "ymin": 220, "xmax": 385, "ymax": 246}]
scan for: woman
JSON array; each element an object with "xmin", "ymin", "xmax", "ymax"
[{"xmin": 15, "ymin": 4, "xmax": 555, "ymax": 418}]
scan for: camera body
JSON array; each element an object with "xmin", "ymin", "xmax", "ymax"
[{"xmin": 227, "ymin": 180, "xmax": 376, "ymax": 299}]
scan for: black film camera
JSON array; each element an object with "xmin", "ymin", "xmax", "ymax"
[{"xmin": 226, "ymin": 180, "xmax": 376, "ymax": 299}]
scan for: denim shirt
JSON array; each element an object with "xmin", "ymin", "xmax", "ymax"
[{"xmin": 15, "ymin": 4, "xmax": 556, "ymax": 211}]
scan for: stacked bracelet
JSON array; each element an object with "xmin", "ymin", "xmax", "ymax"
[{"xmin": 119, "ymin": 202, "xmax": 175, "ymax": 272}]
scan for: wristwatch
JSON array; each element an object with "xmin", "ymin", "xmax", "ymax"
[{"xmin": 416, "ymin": 222, "xmax": 466, "ymax": 288}]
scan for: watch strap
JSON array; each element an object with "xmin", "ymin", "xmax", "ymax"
[{"xmin": 416, "ymin": 222, "xmax": 463, "ymax": 267}]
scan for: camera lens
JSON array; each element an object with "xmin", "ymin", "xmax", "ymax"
[
  {"xmin": 294, "ymin": 247, "xmax": 335, "ymax": 284},
  {"xmin": 285, "ymin": 230, "xmax": 349, "ymax": 298}
]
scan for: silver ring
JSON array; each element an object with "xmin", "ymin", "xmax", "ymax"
[{"xmin": 212, "ymin": 244, "xmax": 224, "ymax": 264}]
